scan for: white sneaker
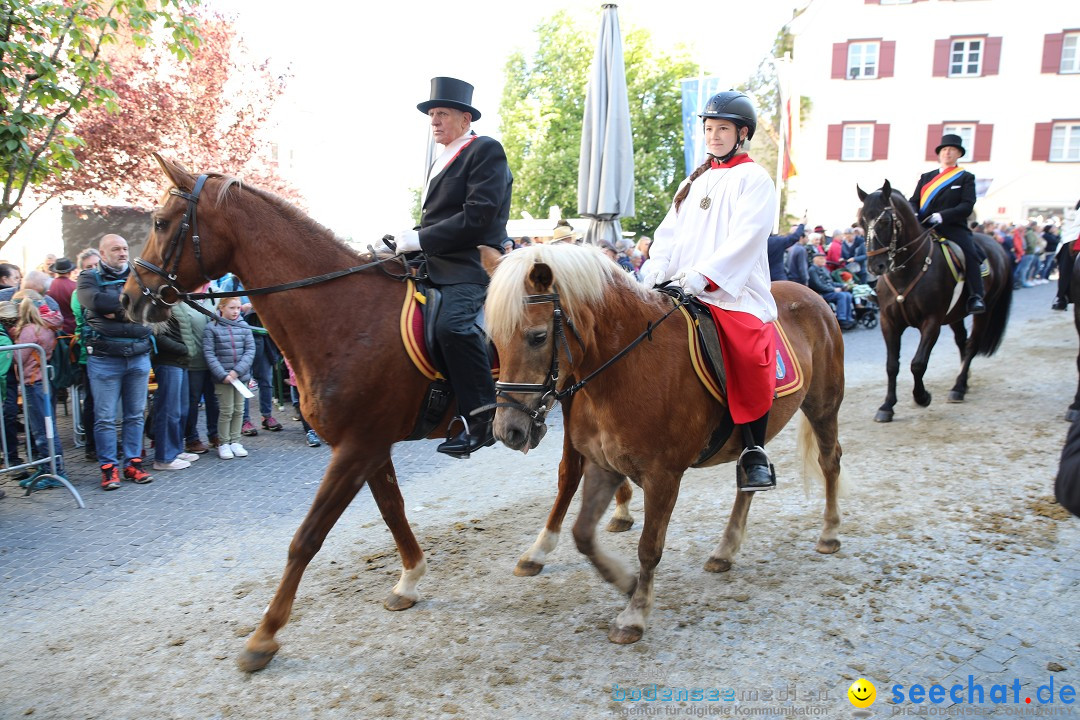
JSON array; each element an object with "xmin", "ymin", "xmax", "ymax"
[
  {"xmin": 153, "ymin": 458, "xmax": 191, "ymax": 470},
  {"xmin": 218, "ymin": 444, "xmax": 235, "ymax": 460},
  {"xmin": 177, "ymin": 452, "xmax": 200, "ymax": 463},
  {"xmin": 230, "ymin": 442, "xmax": 249, "ymax": 458}
]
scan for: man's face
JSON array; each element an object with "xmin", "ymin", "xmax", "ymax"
[
  {"xmin": 813, "ymin": 256, "xmax": 826, "ymax": 267},
  {"xmin": 81, "ymin": 255, "xmax": 100, "ymax": 272},
  {"xmin": 429, "ymin": 107, "xmax": 470, "ymax": 145},
  {"xmin": 937, "ymin": 146, "xmax": 962, "ymax": 166},
  {"xmin": 100, "ymin": 236, "xmax": 129, "ymax": 267}
]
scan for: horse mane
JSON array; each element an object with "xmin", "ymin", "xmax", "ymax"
[
  {"xmin": 486, "ymin": 243, "xmax": 652, "ymax": 346},
  {"xmin": 886, "ymin": 188, "xmax": 920, "ymax": 233},
  {"xmin": 209, "ymin": 173, "xmax": 355, "ymax": 255}
]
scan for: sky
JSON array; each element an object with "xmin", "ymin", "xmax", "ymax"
[{"xmin": 205, "ymin": 0, "xmax": 802, "ymax": 240}]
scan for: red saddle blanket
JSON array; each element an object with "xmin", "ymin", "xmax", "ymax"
[
  {"xmin": 400, "ymin": 278, "xmax": 499, "ymax": 381},
  {"xmin": 677, "ymin": 305, "xmax": 803, "ymax": 404}
]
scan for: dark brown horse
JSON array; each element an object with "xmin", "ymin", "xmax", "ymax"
[
  {"xmin": 1069, "ymin": 250, "xmax": 1080, "ymax": 422},
  {"xmin": 485, "ymin": 243, "xmax": 849, "ymax": 644},
  {"xmin": 857, "ymin": 181, "xmax": 1013, "ymax": 422}
]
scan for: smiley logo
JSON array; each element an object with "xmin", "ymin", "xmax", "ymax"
[{"xmin": 848, "ymin": 678, "xmax": 876, "ymax": 708}]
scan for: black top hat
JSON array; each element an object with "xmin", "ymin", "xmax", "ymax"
[
  {"xmin": 417, "ymin": 77, "xmax": 481, "ymax": 121},
  {"xmin": 935, "ymin": 133, "xmax": 966, "ymax": 157},
  {"xmin": 49, "ymin": 257, "xmax": 76, "ymax": 274}
]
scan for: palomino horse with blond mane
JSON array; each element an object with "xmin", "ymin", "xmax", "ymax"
[
  {"xmin": 122, "ymin": 155, "xmax": 625, "ymax": 671},
  {"xmin": 485, "ymin": 242, "xmax": 849, "ymax": 643}
]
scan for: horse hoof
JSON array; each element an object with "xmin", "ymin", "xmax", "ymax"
[
  {"xmin": 237, "ymin": 647, "xmax": 278, "ymax": 673},
  {"xmin": 914, "ymin": 392, "xmax": 932, "ymax": 407},
  {"xmin": 383, "ymin": 592, "xmax": 417, "ymax": 611},
  {"xmin": 605, "ymin": 517, "xmax": 634, "ymax": 533},
  {"xmin": 513, "ymin": 560, "xmax": 544, "ymax": 577},
  {"xmin": 1067, "ymin": 409, "xmax": 1080, "ymax": 423},
  {"xmin": 874, "ymin": 410, "xmax": 894, "ymax": 423},
  {"xmin": 608, "ymin": 623, "xmax": 644, "ymax": 644},
  {"xmin": 704, "ymin": 557, "xmax": 732, "ymax": 573},
  {"xmin": 816, "ymin": 538, "xmax": 841, "ymax": 555},
  {"xmin": 947, "ymin": 391, "xmax": 965, "ymax": 403}
]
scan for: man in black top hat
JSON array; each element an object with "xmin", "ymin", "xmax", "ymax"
[
  {"xmin": 385, "ymin": 77, "xmax": 513, "ymax": 458},
  {"xmin": 909, "ymin": 133, "xmax": 986, "ymax": 315}
]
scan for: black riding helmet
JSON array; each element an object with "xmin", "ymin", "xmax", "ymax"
[{"xmin": 699, "ymin": 91, "xmax": 757, "ymax": 163}]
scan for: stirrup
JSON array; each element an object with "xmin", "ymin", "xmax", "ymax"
[{"xmin": 736, "ymin": 446, "xmax": 776, "ymax": 492}]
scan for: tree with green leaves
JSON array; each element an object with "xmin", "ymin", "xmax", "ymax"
[
  {"xmin": 499, "ymin": 11, "xmax": 697, "ymax": 237},
  {"xmin": 0, "ymin": 0, "xmax": 201, "ymax": 249}
]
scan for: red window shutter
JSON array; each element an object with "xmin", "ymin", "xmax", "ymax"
[
  {"xmin": 827, "ymin": 124, "xmax": 843, "ymax": 160},
  {"xmin": 973, "ymin": 124, "xmax": 993, "ymax": 162},
  {"xmin": 1043, "ymin": 33, "xmax": 1065, "ymax": 74},
  {"xmin": 1032, "ymin": 122, "xmax": 1053, "ymax": 161},
  {"xmin": 925, "ymin": 124, "xmax": 944, "ymax": 161},
  {"xmin": 879, "ymin": 41, "xmax": 896, "ymax": 78},
  {"xmin": 933, "ymin": 39, "xmax": 951, "ymax": 77},
  {"xmin": 873, "ymin": 124, "xmax": 890, "ymax": 161},
  {"xmin": 832, "ymin": 43, "xmax": 849, "ymax": 79},
  {"xmin": 983, "ymin": 36, "xmax": 1002, "ymax": 76},
  {"xmin": 864, "ymin": 0, "xmax": 880, "ymax": 4}
]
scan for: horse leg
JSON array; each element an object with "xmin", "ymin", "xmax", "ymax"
[
  {"xmin": 238, "ymin": 448, "xmax": 374, "ymax": 672},
  {"xmin": 572, "ymin": 461, "xmax": 637, "ymax": 597},
  {"xmin": 515, "ymin": 434, "xmax": 584, "ymax": 576},
  {"xmin": 704, "ymin": 490, "xmax": 754, "ymax": 573},
  {"xmin": 876, "ymin": 318, "xmax": 902, "ymax": 422},
  {"xmin": 368, "ymin": 463, "xmax": 427, "ymax": 611},
  {"xmin": 609, "ymin": 475, "xmax": 681, "ymax": 644},
  {"xmin": 606, "ymin": 479, "xmax": 635, "ymax": 533},
  {"xmin": 948, "ymin": 318, "xmax": 977, "ymax": 403},
  {"xmin": 910, "ymin": 322, "xmax": 942, "ymax": 407}
]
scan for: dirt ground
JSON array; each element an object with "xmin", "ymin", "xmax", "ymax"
[{"xmin": 2, "ymin": 309, "xmax": 1078, "ymax": 720}]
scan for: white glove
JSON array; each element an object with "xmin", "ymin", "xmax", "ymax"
[
  {"xmin": 639, "ymin": 262, "xmax": 668, "ymax": 288},
  {"xmin": 672, "ymin": 268, "xmax": 708, "ymax": 297},
  {"xmin": 928, "ymin": 212, "xmax": 943, "ymax": 225},
  {"xmin": 394, "ymin": 229, "xmax": 421, "ymax": 253}
]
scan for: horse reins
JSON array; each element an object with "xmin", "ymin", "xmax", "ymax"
[
  {"xmin": 131, "ymin": 174, "xmax": 409, "ymax": 327},
  {"xmin": 865, "ymin": 203, "xmax": 939, "ymax": 325},
  {"xmin": 478, "ymin": 287, "xmax": 688, "ymax": 427}
]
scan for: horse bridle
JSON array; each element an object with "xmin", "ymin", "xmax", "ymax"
[
  {"xmin": 131, "ymin": 173, "xmax": 408, "ymax": 326},
  {"xmin": 480, "ymin": 287, "xmax": 688, "ymax": 426}
]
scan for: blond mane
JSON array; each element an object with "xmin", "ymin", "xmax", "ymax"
[{"xmin": 486, "ymin": 243, "xmax": 651, "ymax": 345}]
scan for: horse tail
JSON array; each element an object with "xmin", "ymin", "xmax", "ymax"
[
  {"xmin": 977, "ymin": 266, "xmax": 1013, "ymax": 356},
  {"xmin": 796, "ymin": 411, "xmax": 849, "ymax": 499}
]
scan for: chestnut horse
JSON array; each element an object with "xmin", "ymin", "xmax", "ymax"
[
  {"xmin": 856, "ymin": 181, "xmax": 1012, "ymax": 422},
  {"xmin": 123, "ymin": 155, "xmax": 607, "ymax": 671},
  {"xmin": 485, "ymin": 243, "xmax": 848, "ymax": 644}
]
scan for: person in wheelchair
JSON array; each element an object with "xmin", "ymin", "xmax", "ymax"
[{"xmin": 808, "ymin": 252, "xmax": 856, "ymax": 330}]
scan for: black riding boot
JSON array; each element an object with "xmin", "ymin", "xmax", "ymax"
[
  {"xmin": 437, "ymin": 410, "xmax": 495, "ymax": 459},
  {"xmin": 736, "ymin": 411, "xmax": 776, "ymax": 492}
]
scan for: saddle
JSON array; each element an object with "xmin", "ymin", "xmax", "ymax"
[
  {"xmin": 399, "ymin": 276, "xmax": 499, "ymax": 440},
  {"xmin": 660, "ymin": 289, "xmax": 804, "ymax": 466},
  {"xmin": 933, "ymin": 234, "xmax": 990, "ymax": 314}
]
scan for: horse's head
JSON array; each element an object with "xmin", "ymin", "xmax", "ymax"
[
  {"xmin": 122, "ymin": 153, "xmax": 236, "ymax": 324},
  {"xmin": 856, "ymin": 179, "xmax": 901, "ymax": 276},
  {"xmin": 485, "ymin": 243, "xmax": 614, "ymax": 453}
]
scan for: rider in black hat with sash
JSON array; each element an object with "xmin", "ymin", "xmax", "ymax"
[
  {"xmin": 909, "ymin": 133, "xmax": 986, "ymax": 315},
  {"xmin": 384, "ymin": 77, "xmax": 513, "ymax": 458}
]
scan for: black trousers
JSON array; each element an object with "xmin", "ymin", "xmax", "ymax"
[
  {"xmin": 938, "ymin": 226, "xmax": 985, "ymax": 297},
  {"xmin": 434, "ymin": 282, "xmax": 495, "ymax": 420}
]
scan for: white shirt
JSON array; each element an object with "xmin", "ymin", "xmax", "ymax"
[
  {"xmin": 420, "ymin": 130, "xmax": 477, "ymax": 207},
  {"xmin": 643, "ymin": 160, "xmax": 778, "ymax": 322}
]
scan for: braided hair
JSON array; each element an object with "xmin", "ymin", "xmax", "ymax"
[{"xmin": 672, "ymin": 159, "xmax": 713, "ymax": 214}]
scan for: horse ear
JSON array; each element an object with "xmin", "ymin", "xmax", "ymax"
[
  {"xmin": 153, "ymin": 152, "xmax": 195, "ymax": 192},
  {"xmin": 882, "ymin": 179, "xmax": 892, "ymax": 199},
  {"xmin": 857, "ymin": 184, "xmax": 868, "ymax": 202},
  {"xmin": 528, "ymin": 262, "xmax": 554, "ymax": 292}
]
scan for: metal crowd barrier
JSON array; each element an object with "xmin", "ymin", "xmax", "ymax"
[{"xmin": 1, "ymin": 342, "xmax": 85, "ymax": 508}]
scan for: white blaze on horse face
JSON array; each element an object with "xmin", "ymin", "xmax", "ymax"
[{"xmin": 391, "ymin": 557, "xmax": 427, "ymax": 603}]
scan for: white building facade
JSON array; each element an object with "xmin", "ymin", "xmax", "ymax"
[{"xmin": 787, "ymin": 0, "xmax": 1078, "ymax": 228}]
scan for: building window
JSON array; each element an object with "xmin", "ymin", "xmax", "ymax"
[
  {"xmin": 942, "ymin": 124, "xmax": 976, "ymax": 158},
  {"xmin": 847, "ymin": 42, "xmax": 879, "ymax": 79},
  {"xmin": 1051, "ymin": 123, "xmax": 1080, "ymax": 162},
  {"xmin": 842, "ymin": 125, "xmax": 874, "ymax": 161},
  {"xmin": 1063, "ymin": 33, "xmax": 1079, "ymax": 73},
  {"xmin": 949, "ymin": 38, "xmax": 982, "ymax": 76}
]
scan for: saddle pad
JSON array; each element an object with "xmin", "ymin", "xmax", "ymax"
[
  {"xmin": 399, "ymin": 278, "xmax": 499, "ymax": 382},
  {"xmin": 678, "ymin": 306, "xmax": 803, "ymax": 404},
  {"xmin": 940, "ymin": 240, "xmax": 990, "ymax": 281}
]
